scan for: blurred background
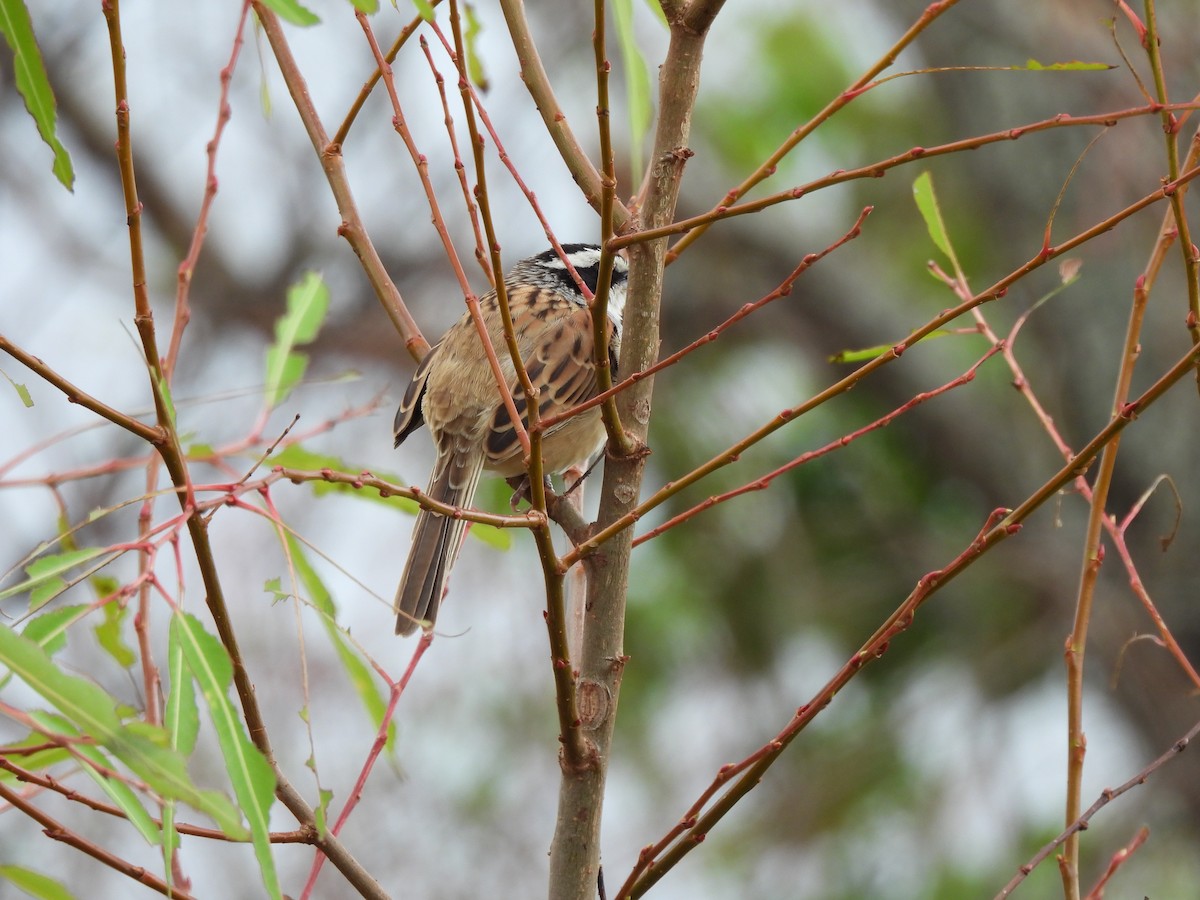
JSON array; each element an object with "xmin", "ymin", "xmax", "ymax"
[{"xmin": 3, "ymin": 1, "xmax": 1200, "ymax": 897}]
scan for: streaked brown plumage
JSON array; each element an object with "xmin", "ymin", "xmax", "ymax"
[{"xmin": 393, "ymin": 245, "xmax": 628, "ymax": 635}]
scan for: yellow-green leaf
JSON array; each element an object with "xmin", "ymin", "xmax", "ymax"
[
  {"xmin": 285, "ymin": 536, "xmax": 395, "ymax": 752},
  {"xmin": 265, "ymin": 272, "xmax": 330, "ymax": 408},
  {"xmin": 0, "ymin": 624, "xmax": 245, "ymax": 838},
  {"xmin": 0, "ymin": 548, "xmax": 103, "ymax": 604},
  {"xmin": 94, "ymin": 601, "xmax": 136, "ymax": 669},
  {"xmin": 613, "ymin": 0, "xmax": 653, "ymax": 180},
  {"xmin": 31, "ymin": 712, "xmax": 161, "ymax": 848},
  {"xmin": 1, "ymin": 366, "xmax": 34, "ymax": 407},
  {"xmin": 0, "ymin": 0, "xmax": 74, "ymax": 189},
  {"xmin": 0, "ymin": 865, "xmax": 75, "ymax": 900},
  {"xmin": 1022, "ymin": 58, "xmax": 1112, "ymax": 71},
  {"xmin": 912, "ymin": 171, "xmax": 962, "ymax": 278},
  {"xmin": 174, "ymin": 613, "xmax": 279, "ymax": 898},
  {"xmin": 258, "ymin": 0, "xmax": 319, "ymax": 26}
]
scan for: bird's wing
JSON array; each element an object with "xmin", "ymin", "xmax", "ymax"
[
  {"xmin": 393, "ymin": 339, "xmax": 441, "ymax": 448},
  {"xmin": 484, "ymin": 305, "xmax": 617, "ymax": 466}
]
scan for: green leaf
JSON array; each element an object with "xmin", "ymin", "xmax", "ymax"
[
  {"xmin": 285, "ymin": 536, "xmax": 395, "ymax": 752},
  {"xmin": 313, "ymin": 786, "xmax": 334, "ymax": 839},
  {"xmin": 263, "ymin": 576, "xmax": 290, "ymax": 604},
  {"xmin": 1022, "ymin": 58, "xmax": 1112, "ymax": 71},
  {"xmin": 462, "ymin": 2, "xmax": 487, "ymax": 90},
  {"xmin": 173, "ymin": 613, "xmax": 280, "ymax": 898},
  {"xmin": 613, "ymin": 0, "xmax": 653, "ymax": 181},
  {"xmin": 0, "ymin": 624, "xmax": 245, "ymax": 838},
  {"xmin": 828, "ymin": 330, "xmax": 953, "ymax": 364},
  {"xmin": 264, "ymin": 272, "xmax": 330, "ymax": 408},
  {"xmin": 31, "ymin": 712, "xmax": 161, "ymax": 848},
  {"xmin": 0, "ymin": 548, "xmax": 103, "ymax": 604},
  {"xmin": 164, "ymin": 619, "xmax": 199, "ymax": 757},
  {"xmin": 94, "ymin": 601, "xmax": 136, "ymax": 669},
  {"xmin": 258, "ymin": 0, "xmax": 320, "ymax": 26},
  {"xmin": 161, "ymin": 623, "xmax": 196, "ymax": 888},
  {"xmin": 22, "ymin": 604, "xmax": 87, "ymax": 655},
  {"xmin": 347, "ymin": 0, "xmax": 379, "ymax": 12},
  {"xmin": 155, "ymin": 374, "xmax": 177, "ymax": 430},
  {"xmin": 0, "ymin": 865, "xmax": 75, "ymax": 900},
  {"xmin": 0, "ymin": 0, "xmax": 74, "ymax": 190},
  {"xmin": 1, "ymin": 367, "xmax": 34, "ymax": 407},
  {"xmin": 912, "ymin": 171, "xmax": 963, "ymax": 278},
  {"xmin": 409, "ymin": 0, "xmax": 436, "ymax": 20}
]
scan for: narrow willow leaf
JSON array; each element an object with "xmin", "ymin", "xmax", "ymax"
[
  {"xmin": 156, "ymin": 374, "xmax": 177, "ymax": 430},
  {"xmin": 165, "ymin": 617, "xmax": 199, "ymax": 756},
  {"xmin": 829, "ymin": 331, "xmax": 953, "ymax": 364},
  {"xmin": 174, "ymin": 613, "xmax": 280, "ymax": 899},
  {"xmin": 285, "ymin": 536, "xmax": 395, "ymax": 752},
  {"xmin": 161, "ymin": 625, "xmax": 194, "ymax": 888},
  {"xmin": 22, "ymin": 604, "xmax": 87, "ymax": 655},
  {"xmin": 1, "ymin": 367, "xmax": 34, "ymax": 407},
  {"xmin": 0, "ymin": 624, "xmax": 245, "ymax": 838},
  {"xmin": 160, "ymin": 799, "xmax": 180, "ymax": 898},
  {"xmin": 258, "ymin": 0, "xmax": 320, "ymax": 26},
  {"xmin": 94, "ymin": 601, "xmax": 136, "ymax": 668},
  {"xmin": 347, "ymin": 0, "xmax": 380, "ymax": 12},
  {"xmin": 0, "ymin": 0, "xmax": 74, "ymax": 189},
  {"xmin": 263, "ymin": 347, "xmax": 307, "ymax": 409},
  {"xmin": 463, "ymin": 2, "xmax": 487, "ymax": 90},
  {"xmin": 409, "ymin": 0, "xmax": 435, "ymax": 20},
  {"xmin": 0, "ymin": 865, "xmax": 75, "ymax": 900},
  {"xmin": 0, "ymin": 548, "xmax": 103, "ymax": 603},
  {"xmin": 313, "ymin": 786, "xmax": 334, "ymax": 839},
  {"xmin": 263, "ymin": 576, "xmax": 290, "ymax": 604},
  {"xmin": 1023, "ymin": 58, "xmax": 1112, "ymax": 71},
  {"xmin": 613, "ymin": 0, "xmax": 653, "ymax": 180},
  {"xmin": 31, "ymin": 712, "xmax": 161, "ymax": 848},
  {"xmin": 912, "ymin": 171, "xmax": 962, "ymax": 277},
  {"xmin": 264, "ymin": 272, "xmax": 330, "ymax": 408}
]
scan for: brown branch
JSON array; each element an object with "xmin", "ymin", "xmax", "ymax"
[
  {"xmin": 540, "ymin": 206, "xmax": 872, "ymax": 433},
  {"xmin": 995, "ymin": 718, "xmax": 1200, "ymax": 899},
  {"xmin": 662, "ymin": 0, "xmax": 964, "ymax": 258},
  {"xmin": 547, "ymin": 2, "xmax": 722, "ymax": 896},
  {"xmin": 252, "ymin": 2, "xmax": 420, "ymax": 359},
  {"xmin": 613, "ymin": 102, "xmax": 1200, "ymax": 253},
  {"xmin": 634, "ymin": 344, "xmax": 1001, "ymax": 546},
  {"xmin": 620, "ymin": 337, "xmax": 1200, "ymax": 896},
  {"xmin": 333, "ymin": 1, "xmax": 444, "ymax": 148},
  {"xmin": 0, "ymin": 779, "xmax": 197, "ymax": 899},
  {"xmin": 567, "ymin": 160, "xmax": 1200, "ymax": 566},
  {"xmin": 0, "ymin": 336, "xmax": 164, "ymax": 445},
  {"xmin": 497, "ymin": 0, "xmax": 631, "ymax": 229},
  {"xmin": 0, "ymin": 758, "xmax": 310, "ymax": 844}
]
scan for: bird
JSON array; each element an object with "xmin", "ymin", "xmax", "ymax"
[{"xmin": 392, "ymin": 244, "xmax": 629, "ymax": 635}]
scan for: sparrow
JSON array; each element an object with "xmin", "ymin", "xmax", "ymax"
[{"xmin": 392, "ymin": 244, "xmax": 629, "ymax": 635}]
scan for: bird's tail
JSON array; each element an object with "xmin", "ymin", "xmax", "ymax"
[{"xmin": 395, "ymin": 454, "xmax": 484, "ymax": 635}]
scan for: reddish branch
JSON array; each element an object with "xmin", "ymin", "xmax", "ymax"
[
  {"xmin": 994, "ymin": 718, "xmax": 1200, "ymax": 899},
  {"xmin": 0, "ymin": 778, "xmax": 196, "ymax": 900},
  {"xmin": 634, "ymin": 344, "xmax": 1002, "ymax": 547},
  {"xmin": 614, "ymin": 102, "xmax": 1200, "ymax": 254},
  {"xmin": 568, "ymin": 160, "xmax": 1200, "ymax": 568},
  {"xmin": 619, "ymin": 336, "xmax": 1200, "ymax": 896}
]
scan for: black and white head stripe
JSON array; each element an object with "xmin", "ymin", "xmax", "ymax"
[{"xmin": 510, "ymin": 244, "xmax": 628, "ymax": 325}]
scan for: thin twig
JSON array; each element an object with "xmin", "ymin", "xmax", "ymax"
[{"xmin": 994, "ymin": 719, "xmax": 1200, "ymax": 899}]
